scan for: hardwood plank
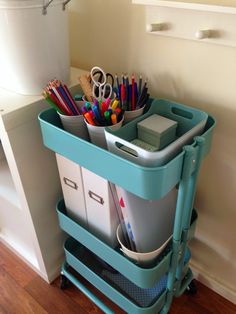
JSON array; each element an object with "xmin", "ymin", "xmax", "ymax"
[
  {"xmin": 53, "ymin": 277, "xmax": 103, "ymax": 314},
  {"xmin": 57, "ymin": 271, "xmax": 125, "ymax": 314},
  {"xmin": 184, "ymin": 281, "xmax": 236, "ymax": 314},
  {"xmin": 25, "ymin": 275, "xmax": 87, "ymax": 314},
  {"xmin": 170, "ymin": 281, "xmax": 236, "ymax": 314},
  {"xmin": 0, "ymin": 267, "xmax": 47, "ymax": 314},
  {"xmin": 1, "ymin": 241, "xmax": 236, "ymax": 314},
  {"xmin": 0, "ymin": 242, "xmax": 37, "ymax": 287}
]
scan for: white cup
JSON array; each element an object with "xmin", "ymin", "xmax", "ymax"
[
  {"xmin": 124, "ymin": 105, "xmax": 146, "ymax": 124},
  {"xmin": 116, "ymin": 224, "xmax": 172, "ymax": 266},
  {"xmin": 58, "ymin": 112, "xmax": 89, "ymax": 140},
  {"xmin": 58, "ymin": 101, "xmax": 90, "ymax": 140},
  {"xmin": 85, "ymin": 116, "xmax": 124, "ymax": 149}
]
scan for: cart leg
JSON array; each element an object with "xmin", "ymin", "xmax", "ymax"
[
  {"xmin": 60, "ymin": 263, "xmax": 70, "ymax": 290},
  {"xmin": 185, "ymin": 279, "xmax": 197, "ymax": 295},
  {"xmin": 60, "ymin": 273, "xmax": 69, "ymax": 290}
]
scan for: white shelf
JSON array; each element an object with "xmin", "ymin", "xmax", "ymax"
[
  {"xmin": 133, "ymin": 0, "xmax": 236, "ymax": 47},
  {"xmin": 0, "ymin": 145, "xmax": 21, "ymax": 209},
  {"xmin": 0, "ymin": 67, "xmax": 88, "ymax": 283},
  {"xmin": 133, "ymin": 0, "xmax": 236, "ymax": 14}
]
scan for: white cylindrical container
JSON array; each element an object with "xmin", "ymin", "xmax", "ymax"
[
  {"xmin": 85, "ymin": 117, "xmax": 124, "ymax": 149},
  {"xmin": 0, "ymin": 0, "xmax": 70, "ymax": 95}
]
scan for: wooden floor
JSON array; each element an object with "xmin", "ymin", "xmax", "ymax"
[{"xmin": 0, "ymin": 242, "xmax": 235, "ymax": 314}]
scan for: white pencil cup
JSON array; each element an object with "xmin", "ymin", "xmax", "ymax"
[
  {"xmin": 124, "ymin": 106, "xmax": 146, "ymax": 124},
  {"xmin": 58, "ymin": 112, "xmax": 89, "ymax": 140},
  {"xmin": 85, "ymin": 117, "xmax": 124, "ymax": 149},
  {"xmin": 117, "ymin": 224, "xmax": 172, "ymax": 266}
]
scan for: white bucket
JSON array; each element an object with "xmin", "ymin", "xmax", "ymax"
[
  {"xmin": 0, "ymin": 0, "xmax": 70, "ymax": 95},
  {"xmin": 117, "ymin": 224, "xmax": 172, "ymax": 266},
  {"xmin": 116, "ymin": 186, "xmax": 177, "ymax": 253}
]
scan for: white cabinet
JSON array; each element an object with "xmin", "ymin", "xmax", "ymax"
[{"xmin": 0, "ymin": 67, "xmax": 87, "ymax": 282}]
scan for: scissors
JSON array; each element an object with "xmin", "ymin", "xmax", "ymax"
[{"xmin": 90, "ymin": 66, "xmax": 114, "ymax": 101}]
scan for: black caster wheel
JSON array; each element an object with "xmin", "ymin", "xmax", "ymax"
[
  {"xmin": 185, "ymin": 279, "xmax": 197, "ymax": 295},
  {"xmin": 60, "ymin": 274, "xmax": 69, "ymax": 290}
]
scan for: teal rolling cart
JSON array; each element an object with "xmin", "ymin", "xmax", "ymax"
[{"xmin": 38, "ymin": 99, "xmax": 216, "ymax": 314}]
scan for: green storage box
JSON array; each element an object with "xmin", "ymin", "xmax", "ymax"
[{"xmin": 137, "ymin": 114, "xmax": 178, "ymax": 150}]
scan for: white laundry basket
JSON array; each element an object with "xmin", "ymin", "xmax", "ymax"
[{"xmin": 0, "ymin": 0, "xmax": 71, "ymax": 95}]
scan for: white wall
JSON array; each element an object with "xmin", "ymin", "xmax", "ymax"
[{"xmin": 68, "ymin": 0, "xmax": 236, "ymax": 303}]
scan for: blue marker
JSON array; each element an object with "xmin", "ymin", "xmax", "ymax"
[
  {"xmin": 85, "ymin": 101, "xmax": 91, "ymax": 111},
  {"xmin": 92, "ymin": 105, "xmax": 103, "ymax": 124}
]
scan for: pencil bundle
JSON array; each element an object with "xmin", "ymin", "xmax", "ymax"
[
  {"xmin": 115, "ymin": 73, "xmax": 149, "ymax": 111},
  {"xmin": 43, "ymin": 79, "xmax": 80, "ymax": 116},
  {"xmin": 82, "ymin": 98, "xmax": 123, "ymax": 126}
]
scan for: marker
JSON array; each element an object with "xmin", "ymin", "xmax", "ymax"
[
  {"xmin": 105, "ymin": 98, "xmax": 111, "ymax": 107},
  {"xmin": 93, "ymin": 98, "xmax": 99, "ymax": 106},
  {"xmin": 81, "ymin": 106, "xmax": 87, "ymax": 115},
  {"xmin": 84, "ymin": 112, "xmax": 95, "ymax": 125},
  {"xmin": 85, "ymin": 102, "xmax": 91, "ymax": 111},
  {"xmin": 101, "ymin": 102, "xmax": 109, "ymax": 116},
  {"xmin": 111, "ymin": 113, "xmax": 117, "ymax": 125},
  {"xmin": 92, "ymin": 105, "xmax": 103, "ymax": 123},
  {"xmin": 104, "ymin": 111, "xmax": 111, "ymax": 125},
  {"xmin": 111, "ymin": 99, "xmax": 119, "ymax": 111},
  {"xmin": 115, "ymin": 107, "xmax": 122, "ymax": 121}
]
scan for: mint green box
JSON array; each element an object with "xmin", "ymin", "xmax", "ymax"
[{"xmin": 137, "ymin": 114, "xmax": 178, "ymax": 150}]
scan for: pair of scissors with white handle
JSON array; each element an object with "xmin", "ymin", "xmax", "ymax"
[{"xmin": 90, "ymin": 66, "xmax": 113, "ymax": 101}]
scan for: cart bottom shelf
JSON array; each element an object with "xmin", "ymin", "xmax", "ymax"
[{"xmin": 63, "ymin": 237, "xmax": 168, "ymax": 314}]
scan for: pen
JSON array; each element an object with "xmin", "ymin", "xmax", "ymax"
[
  {"xmin": 121, "ymin": 73, "xmax": 125, "ymax": 85},
  {"xmin": 121, "ymin": 84, "xmax": 126, "ymax": 110},
  {"xmin": 125, "ymin": 75, "xmax": 129, "ymax": 109},
  {"xmin": 128, "ymin": 84, "xmax": 132, "ymax": 111},
  {"xmin": 138, "ymin": 74, "xmax": 142, "ymax": 97},
  {"xmin": 131, "ymin": 74, "xmax": 135, "ymax": 111},
  {"xmin": 115, "ymin": 74, "xmax": 120, "ymax": 100},
  {"xmin": 134, "ymin": 82, "xmax": 138, "ymax": 109}
]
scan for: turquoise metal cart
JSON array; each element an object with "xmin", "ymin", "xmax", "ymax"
[{"xmin": 38, "ymin": 99, "xmax": 215, "ymax": 314}]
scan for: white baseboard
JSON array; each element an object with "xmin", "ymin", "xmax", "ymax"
[
  {"xmin": 47, "ymin": 263, "xmax": 63, "ymax": 283},
  {"xmin": 190, "ymin": 261, "xmax": 236, "ymax": 305},
  {"xmin": 0, "ymin": 237, "xmax": 49, "ymax": 282}
]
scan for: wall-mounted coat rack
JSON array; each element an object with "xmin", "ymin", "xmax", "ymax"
[{"xmin": 133, "ymin": 0, "xmax": 236, "ymax": 47}]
